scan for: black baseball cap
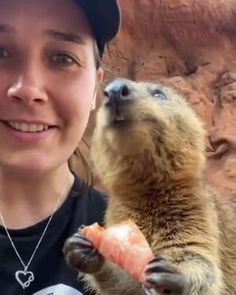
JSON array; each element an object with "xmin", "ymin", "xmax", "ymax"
[{"xmin": 76, "ymin": 0, "xmax": 121, "ymax": 56}]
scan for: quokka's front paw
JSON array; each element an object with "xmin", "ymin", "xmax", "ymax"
[
  {"xmin": 63, "ymin": 227, "xmax": 104, "ymax": 274},
  {"xmin": 142, "ymin": 256, "xmax": 187, "ymax": 295}
]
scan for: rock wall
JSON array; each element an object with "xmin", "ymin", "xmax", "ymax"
[{"xmin": 77, "ymin": 0, "xmax": 236, "ymax": 198}]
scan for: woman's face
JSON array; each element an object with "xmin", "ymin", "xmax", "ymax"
[{"xmin": 0, "ymin": 0, "xmax": 103, "ymax": 175}]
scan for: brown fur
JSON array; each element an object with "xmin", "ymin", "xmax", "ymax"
[{"xmin": 84, "ymin": 80, "xmax": 236, "ymax": 294}]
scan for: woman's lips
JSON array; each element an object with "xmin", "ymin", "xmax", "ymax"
[{"xmin": 0, "ymin": 120, "xmax": 58, "ymax": 142}]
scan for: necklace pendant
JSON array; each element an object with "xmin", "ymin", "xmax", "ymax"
[{"xmin": 15, "ymin": 269, "xmax": 34, "ymax": 289}]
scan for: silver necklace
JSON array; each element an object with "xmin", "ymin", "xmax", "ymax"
[{"xmin": 0, "ymin": 175, "xmax": 69, "ymax": 290}]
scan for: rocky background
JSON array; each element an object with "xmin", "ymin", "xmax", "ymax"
[{"xmin": 75, "ymin": 0, "xmax": 236, "ymax": 198}]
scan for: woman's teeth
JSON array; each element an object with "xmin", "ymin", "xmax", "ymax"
[{"xmin": 7, "ymin": 122, "xmax": 49, "ymax": 132}]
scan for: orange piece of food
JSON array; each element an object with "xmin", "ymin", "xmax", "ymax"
[{"xmin": 81, "ymin": 221, "xmax": 154, "ymax": 283}]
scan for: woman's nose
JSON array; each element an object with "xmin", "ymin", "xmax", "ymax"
[{"xmin": 7, "ymin": 66, "xmax": 48, "ymax": 105}]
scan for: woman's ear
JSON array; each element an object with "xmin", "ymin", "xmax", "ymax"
[
  {"xmin": 97, "ymin": 66, "xmax": 104, "ymax": 83},
  {"xmin": 91, "ymin": 67, "xmax": 104, "ymax": 111}
]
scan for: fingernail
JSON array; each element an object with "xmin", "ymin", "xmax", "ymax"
[{"xmin": 78, "ymin": 225, "xmax": 86, "ymax": 231}]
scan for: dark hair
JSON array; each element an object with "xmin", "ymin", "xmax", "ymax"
[
  {"xmin": 68, "ymin": 138, "xmax": 93, "ymax": 193},
  {"xmin": 93, "ymin": 42, "xmax": 102, "ymax": 69},
  {"xmin": 68, "ymin": 42, "xmax": 102, "ymax": 191}
]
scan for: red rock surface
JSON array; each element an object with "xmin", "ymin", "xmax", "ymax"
[{"xmin": 76, "ymin": 0, "xmax": 236, "ymax": 198}]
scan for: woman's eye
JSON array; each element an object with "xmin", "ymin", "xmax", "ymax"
[
  {"xmin": 153, "ymin": 90, "xmax": 167, "ymax": 101},
  {"xmin": 50, "ymin": 53, "xmax": 77, "ymax": 66},
  {"xmin": 0, "ymin": 47, "xmax": 10, "ymax": 59}
]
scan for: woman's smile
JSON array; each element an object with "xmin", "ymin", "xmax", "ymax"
[{"xmin": 0, "ymin": 119, "xmax": 58, "ymax": 143}]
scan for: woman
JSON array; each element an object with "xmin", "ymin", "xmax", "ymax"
[{"xmin": 0, "ymin": 0, "xmax": 120, "ymax": 294}]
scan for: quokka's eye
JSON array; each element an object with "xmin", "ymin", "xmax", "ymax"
[{"xmin": 152, "ymin": 90, "xmax": 167, "ymax": 101}]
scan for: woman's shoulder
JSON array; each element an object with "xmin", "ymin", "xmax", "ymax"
[
  {"xmin": 68, "ymin": 174, "xmax": 108, "ymax": 226},
  {"xmin": 71, "ymin": 174, "xmax": 107, "ymax": 206}
]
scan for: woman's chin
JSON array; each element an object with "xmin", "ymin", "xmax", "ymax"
[{"xmin": 0, "ymin": 155, "xmax": 60, "ymax": 177}]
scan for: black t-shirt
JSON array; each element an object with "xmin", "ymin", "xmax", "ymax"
[{"xmin": 0, "ymin": 176, "xmax": 107, "ymax": 295}]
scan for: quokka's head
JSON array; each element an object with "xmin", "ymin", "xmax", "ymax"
[{"xmin": 91, "ymin": 78, "xmax": 207, "ymax": 183}]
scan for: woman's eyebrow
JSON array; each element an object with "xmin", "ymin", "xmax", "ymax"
[
  {"xmin": 45, "ymin": 29, "xmax": 86, "ymax": 45},
  {"xmin": 0, "ymin": 24, "xmax": 15, "ymax": 34},
  {"xmin": 0, "ymin": 25, "xmax": 86, "ymax": 46}
]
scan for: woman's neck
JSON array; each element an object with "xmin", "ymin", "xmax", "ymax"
[{"xmin": 0, "ymin": 165, "xmax": 75, "ymax": 229}]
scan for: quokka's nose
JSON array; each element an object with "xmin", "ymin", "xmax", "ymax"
[{"xmin": 104, "ymin": 78, "xmax": 134, "ymax": 108}]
